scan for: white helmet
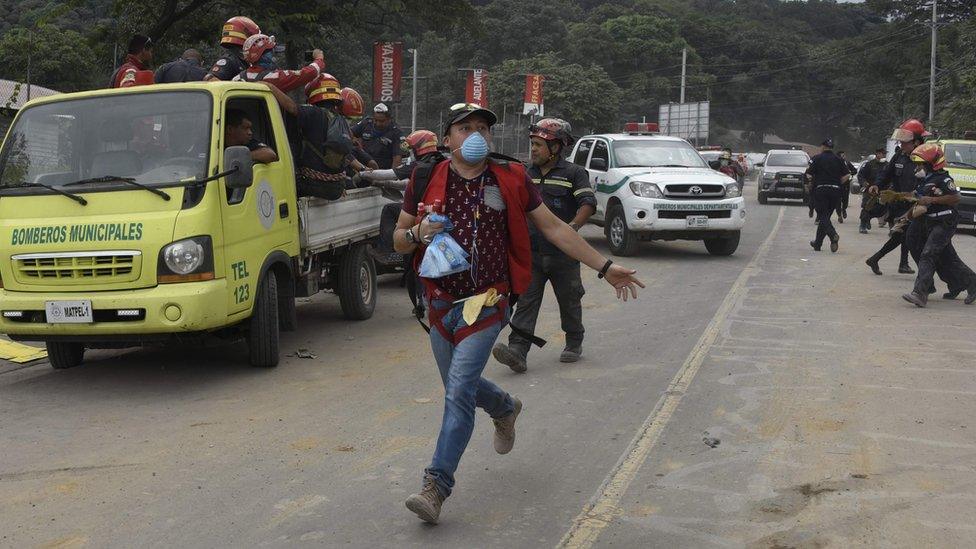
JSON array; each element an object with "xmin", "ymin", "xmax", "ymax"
[{"xmin": 373, "ymin": 103, "xmax": 389, "ymax": 114}]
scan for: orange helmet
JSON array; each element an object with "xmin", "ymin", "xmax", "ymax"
[
  {"xmin": 891, "ymin": 118, "xmax": 926, "ymax": 142},
  {"xmin": 405, "ymin": 130, "xmax": 439, "ymax": 157},
  {"xmin": 220, "ymin": 16, "xmax": 260, "ymax": 47},
  {"xmin": 305, "ymin": 73, "xmax": 341, "ymax": 105},
  {"xmin": 339, "ymin": 87, "xmax": 364, "ymax": 118},
  {"xmin": 529, "ymin": 118, "xmax": 574, "ymax": 147},
  {"xmin": 243, "ymin": 33, "xmax": 276, "ymax": 64},
  {"xmin": 910, "ymin": 142, "xmax": 946, "ymax": 171}
]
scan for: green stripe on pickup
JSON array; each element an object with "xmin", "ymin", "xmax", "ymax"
[{"xmin": 596, "ymin": 171, "xmax": 653, "ymax": 194}]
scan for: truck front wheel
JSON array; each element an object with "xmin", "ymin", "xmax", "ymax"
[
  {"xmin": 705, "ymin": 231, "xmax": 740, "ymax": 256},
  {"xmin": 46, "ymin": 342, "xmax": 84, "ymax": 369},
  {"xmin": 606, "ymin": 204, "xmax": 638, "ymax": 257},
  {"xmin": 248, "ymin": 274, "xmax": 280, "ymax": 368},
  {"xmin": 338, "ymin": 243, "xmax": 377, "ymax": 320}
]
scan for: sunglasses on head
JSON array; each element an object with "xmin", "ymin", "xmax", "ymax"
[{"xmin": 450, "ymin": 102, "xmax": 482, "ymax": 112}]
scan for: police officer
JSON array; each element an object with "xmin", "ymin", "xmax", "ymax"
[
  {"xmin": 352, "ymin": 104, "xmax": 403, "ymax": 169},
  {"xmin": 857, "ymin": 147, "xmax": 888, "ymax": 233},
  {"xmin": 902, "ymin": 143, "xmax": 976, "ymax": 307},
  {"xmin": 865, "ymin": 120, "xmax": 926, "ymax": 275},
  {"xmin": 805, "ymin": 138, "xmax": 849, "ymax": 253},
  {"xmin": 154, "ymin": 49, "xmax": 207, "ymax": 83},
  {"xmin": 492, "ymin": 118, "xmax": 597, "ymax": 372},
  {"xmin": 205, "ymin": 16, "xmax": 260, "ymax": 81}
]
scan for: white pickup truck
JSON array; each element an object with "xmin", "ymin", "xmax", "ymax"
[{"xmin": 568, "ymin": 132, "xmax": 746, "ymax": 256}]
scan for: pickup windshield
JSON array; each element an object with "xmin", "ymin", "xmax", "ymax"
[
  {"xmin": 765, "ymin": 153, "xmax": 809, "ymax": 167},
  {"xmin": 613, "ymin": 140, "xmax": 708, "ymax": 169},
  {"xmin": 945, "ymin": 143, "xmax": 976, "ymax": 168},
  {"xmin": 0, "ymin": 91, "xmax": 212, "ymax": 192}
]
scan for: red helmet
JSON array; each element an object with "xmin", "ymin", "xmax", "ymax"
[
  {"xmin": 242, "ymin": 33, "xmax": 276, "ymax": 64},
  {"xmin": 891, "ymin": 118, "xmax": 926, "ymax": 142},
  {"xmin": 529, "ymin": 118, "xmax": 574, "ymax": 147},
  {"xmin": 910, "ymin": 142, "xmax": 946, "ymax": 171},
  {"xmin": 305, "ymin": 73, "xmax": 341, "ymax": 105},
  {"xmin": 221, "ymin": 16, "xmax": 260, "ymax": 47},
  {"xmin": 405, "ymin": 130, "xmax": 439, "ymax": 157},
  {"xmin": 339, "ymin": 87, "xmax": 364, "ymax": 118}
]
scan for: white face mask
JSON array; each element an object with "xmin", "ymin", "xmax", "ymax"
[{"xmin": 915, "ymin": 168, "xmax": 927, "ymax": 179}]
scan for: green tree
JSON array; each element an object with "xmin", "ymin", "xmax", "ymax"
[{"xmin": 0, "ymin": 24, "xmax": 99, "ymax": 92}]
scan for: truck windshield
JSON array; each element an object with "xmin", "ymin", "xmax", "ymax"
[
  {"xmin": 945, "ymin": 144, "xmax": 976, "ymax": 168},
  {"xmin": 765, "ymin": 154, "xmax": 809, "ymax": 167},
  {"xmin": 614, "ymin": 140, "xmax": 708, "ymax": 168},
  {"xmin": 0, "ymin": 91, "xmax": 212, "ymax": 191}
]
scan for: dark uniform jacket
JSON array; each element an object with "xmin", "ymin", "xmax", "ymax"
[
  {"xmin": 155, "ymin": 58, "xmax": 207, "ymax": 83},
  {"xmin": 527, "ymin": 157, "xmax": 597, "ymax": 256},
  {"xmin": 857, "ymin": 158, "xmax": 887, "ymax": 185},
  {"xmin": 878, "ymin": 149, "xmax": 918, "ymax": 193},
  {"xmin": 805, "ymin": 150, "xmax": 848, "ymax": 190},
  {"xmin": 351, "ymin": 119, "xmax": 402, "ymax": 169},
  {"xmin": 916, "ymin": 170, "xmax": 959, "ymax": 220},
  {"xmin": 207, "ymin": 52, "xmax": 247, "ymax": 81}
]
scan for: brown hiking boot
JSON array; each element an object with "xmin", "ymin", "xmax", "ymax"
[
  {"xmin": 405, "ymin": 475, "xmax": 445, "ymax": 524},
  {"xmin": 492, "ymin": 343, "xmax": 527, "ymax": 373},
  {"xmin": 493, "ymin": 397, "xmax": 522, "ymax": 455}
]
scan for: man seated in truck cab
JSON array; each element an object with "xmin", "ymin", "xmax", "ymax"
[{"xmin": 224, "ymin": 108, "xmax": 277, "ymax": 164}]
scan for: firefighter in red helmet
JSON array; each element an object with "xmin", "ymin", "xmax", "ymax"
[{"xmin": 205, "ymin": 16, "xmax": 260, "ymax": 82}]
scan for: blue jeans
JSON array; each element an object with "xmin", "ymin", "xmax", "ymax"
[{"xmin": 424, "ymin": 298, "xmax": 516, "ymax": 498}]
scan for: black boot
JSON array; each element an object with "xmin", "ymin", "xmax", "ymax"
[
  {"xmin": 898, "ymin": 263, "xmax": 916, "ymax": 275},
  {"xmin": 866, "ymin": 256, "xmax": 882, "ymax": 275}
]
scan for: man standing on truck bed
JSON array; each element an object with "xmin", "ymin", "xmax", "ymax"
[
  {"xmin": 205, "ymin": 16, "xmax": 261, "ymax": 81},
  {"xmin": 352, "ymin": 103, "xmax": 403, "ymax": 169},
  {"xmin": 492, "ymin": 118, "xmax": 597, "ymax": 372},
  {"xmin": 235, "ymin": 34, "xmax": 326, "ymax": 93},
  {"xmin": 110, "ymin": 34, "xmax": 154, "ymax": 88},
  {"xmin": 392, "ymin": 103, "xmax": 643, "ymax": 524},
  {"xmin": 805, "ymin": 138, "xmax": 848, "ymax": 253}
]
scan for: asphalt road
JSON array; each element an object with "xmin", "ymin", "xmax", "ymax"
[{"xmin": 3, "ymin": 183, "xmax": 975, "ymax": 548}]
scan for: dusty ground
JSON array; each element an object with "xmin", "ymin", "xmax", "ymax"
[{"xmin": 2, "ymin": 187, "xmax": 975, "ymax": 548}]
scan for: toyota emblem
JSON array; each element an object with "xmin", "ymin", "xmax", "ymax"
[{"xmin": 690, "ymin": 185, "xmax": 703, "ymax": 195}]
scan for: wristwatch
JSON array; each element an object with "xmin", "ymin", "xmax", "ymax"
[{"xmin": 405, "ymin": 227, "xmax": 418, "ymax": 244}]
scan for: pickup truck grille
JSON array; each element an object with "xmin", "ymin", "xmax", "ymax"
[
  {"xmin": 12, "ymin": 251, "xmax": 142, "ymax": 285},
  {"xmin": 663, "ymin": 184, "xmax": 726, "ymax": 199}
]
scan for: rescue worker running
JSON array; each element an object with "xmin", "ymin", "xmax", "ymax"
[
  {"xmin": 865, "ymin": 120, "xmax": 925, "ymax": 276},
  {"xmin": 392, "ymin": 103, "xmax": 643, "ymax": 525},
  {"xmin": 235, "ymin": 34, "xmax": 326, "ymax": 93},
  {"xmin": 901, "ymin": 143, "xmax": 976, "ymax": 307},
  {"xmin": 857, "ymin": 147, "xmax": 888, "ymax": 233},
  {"xmin": 492, "ymin": 118, "xmax": 597, "ymax": 372},
  {"xmin": 205, "ymin": 16, "xmax": 260, "ymax": 81},
  {"xmin": 805, "ymin": 138, "xmax": 849, "ymax": 253}
]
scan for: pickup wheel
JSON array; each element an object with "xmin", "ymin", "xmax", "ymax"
[
  {"xmin": 46, "ymin": 342, "xmax": 84, "ymax": 369},
  {"xmin": 705, "ymin": 231, "xmax": 740, "ymax": 256},
  {"xmin": 337, "ymin": 243, "xmax": 376, "ymax": 320},
  {"xmin": 605, "ymin": 203, "xmax": 638, "ymax": 257},
  {"xmin": 248, "ymin": 274, "xmax": 280, "ymax": 368}
]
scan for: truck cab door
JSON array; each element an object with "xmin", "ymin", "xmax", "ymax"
[
  {"xmin": 218, "ymin": 94, "xmax": 297, "ymax": 316},
  {"xmin": 587, "ymin": 140, "xmax": 611, "ymax": 219},
  {"xmin": 573, "ymin": 139, "xmax": 600, "ymax": 218}
]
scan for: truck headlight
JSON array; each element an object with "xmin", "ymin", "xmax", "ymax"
[
  {"xmin": 158, "ymin": 236, "xmax": 215, "ymax": 283},
  {"xmin": 725, "ymin": 183, "xmax": 741, "ymax": 198},
  {"xmin": 630, "ymin": 181, "xmax": 663, "ymax": 198},
  {"xmin": 762, "ymin": 172, "xmax": 776, "ymax": 181}
]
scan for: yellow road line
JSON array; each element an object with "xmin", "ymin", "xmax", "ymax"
[{"xmin": 557, "ymin": 206, "xmax": 785, "ymax": 548}]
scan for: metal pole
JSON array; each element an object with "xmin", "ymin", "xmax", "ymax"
[
  {"xmin": 410, "ymin": 48, "xmax": 418, "ymax": 133},
  {"xmin": 928, "ymin": 0, "xmax": 937, "ymax": 123},
  {"xmin": 680, "ymin": 47, "xmax": 687, "ymax": 104},
  {"xmin": 26, "ymin": 29, "xmax": 32, "ymax": 102},
  {"xmin": 500, "ymin": 103, "xmax": 507, "ymax": 155}
]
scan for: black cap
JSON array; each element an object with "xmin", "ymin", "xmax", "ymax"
[
  {"xmin": 821, "ymin": 138, "xmax": 834, "ymax": 148},
  {"xmin": 443, "ymin": 103, "xmax": 497, "ymax": 136}
]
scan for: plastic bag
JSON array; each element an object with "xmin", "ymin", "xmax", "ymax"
[{"xmin": 419, "ymin": 212, "xmax": 471, "ymax": 278}]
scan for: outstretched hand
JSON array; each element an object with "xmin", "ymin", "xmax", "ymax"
[{"xmin": 604, "ymin": 264, "xmax": 644, "ymax": 301}]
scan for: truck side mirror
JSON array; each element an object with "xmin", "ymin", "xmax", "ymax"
[
  {"xmin": 224, "ymin": 146, "xmax": 254, "ymax": 189},
  {"xmin": 755, "ymin": 162, "xmax": 764, "ymax": 168},
  {"xmin": 590, "ymin": 158, "xmax": 608, "ymax": 172}
]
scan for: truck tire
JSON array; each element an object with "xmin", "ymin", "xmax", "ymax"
[
  {"xmin": 338, "ymin": 243, "xmax": 376, "ymax": 320},
  {"xmin": 758, "ymin": 191, "xmax": 768, "ymax": 205},
  {"xmin": 46, "ymin": 342, "xmax": 84, "ymax": 370},
  {"xmin": 705, "ymin": 231, "xmax": 740, "ymax": 256},
  {"xmin": 606, "ymin": 203, "xmax": 638, "ymax": 257},
  {"xmin": 248, "ymin": 274, "xmax": 280, "ymax": 368}
]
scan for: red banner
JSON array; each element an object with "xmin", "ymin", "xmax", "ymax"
[
  {"xmin": 372, "ymin": 42, "xmax": 403, "ymax": 103},
  {"xmin": 522, "ymin": 74, "xmax": 544, "ymax": 116},
  {"xmin": 465, "ymin": 69, "xmax": 489, "ymax": 108}
]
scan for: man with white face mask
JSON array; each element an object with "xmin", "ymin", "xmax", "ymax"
[{"xmin": 392, "ymin": 103, "xmax": 644, "ymax": 524}]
